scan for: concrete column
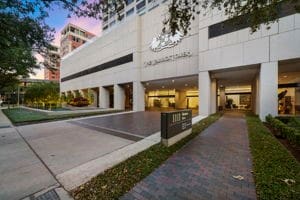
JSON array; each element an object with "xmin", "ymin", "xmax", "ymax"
[
  {"xmin": 255, "ymin": 74, "xmax": 260, "ymax": 115},
  {"xmin": 99, "ymin": 86, "xmax": 109, "ymax": 109},
  {"xmin": 79, "ymin": 89, "xmax": 85, "ymax": 97},
  {"xmin": 72, "ymin": 90, "xmax": 77, "ymax": 98},
  {"xmin": 210, "ymin": 79, "xmax": 217, "ymax": 113},
  {"xmin": 114, "ymin": 84, "xmax": 125, "ymax": 110},
  {"xmin": 251, "ymin": 81, "xmax": 256, "ymax": 114},
  {"xmin": 133, "ymin": 81, "xmax": 145, "ymax": 111},
  {"xmin": 251, "ymin": 75, "xmax": 260, "ymax": 115},
  {"xmin": 90, "ymin": 89, "xmax": 98, "ymax": 107},
  {"xmin": 199, "ymin": 71, "xmax": 211, "ymax": 116},
  {"xmin": 259, "ymin": 62, "xmax": 278, "ymax": 120},
  {"xmin": 220, "ymin": 87, "xmax": 226, "ymax": 109},
  {"xmin": 80, "ymin": 89, "xmax": 87, "ymax": 99}
]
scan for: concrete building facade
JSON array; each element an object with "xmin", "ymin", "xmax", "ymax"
[
  {"xmin": 102, "ymin": 0, "xmax": 168, "ymax": 32},
  {"xmin": 60, "ymin": 2, "xmax": 300, "ymax": 120}
]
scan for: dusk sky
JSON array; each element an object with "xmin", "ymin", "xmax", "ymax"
[
  {"xmin": 31, "ymin": 3, "xmax": 102, "ymax": 79},
  {"xmin": 46, "ymin": 4, "xmax": 102, "ymax": 45}
]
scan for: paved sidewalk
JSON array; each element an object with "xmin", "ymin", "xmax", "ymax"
[
  {"xmin": 121, "ymin": 112, "xmax": 257, "ymax": 200},
  {"xmin": 0, "ymin": 108, "xmax": 72, "ymax": 200},
  {"xmin": 0, "ymin": 107, "xmax": 11, "ymax": 128}
]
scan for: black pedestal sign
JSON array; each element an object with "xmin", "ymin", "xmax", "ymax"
[{"xmin": 161, "ymin": 110, "xmax": 192, "ymax": 146}]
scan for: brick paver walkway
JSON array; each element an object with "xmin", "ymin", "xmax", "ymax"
[
  {"xmin": 121, "ymin": 112, "xmax": 256, "ymax": 200},
  {"xmin": 73, "ymin": 111, "xmax": 161, "ymax": 138}
]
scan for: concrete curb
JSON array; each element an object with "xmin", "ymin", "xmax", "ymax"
[{"xmin": 21, "ymin": 184, "xmax": 73, "ymax": 200}]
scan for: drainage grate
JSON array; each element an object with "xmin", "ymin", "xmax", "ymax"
[
  {"xmin": 0, "ymin": 125, "xmax": 10, "ymax": 128},
  {"xmin": 34, "ymin": 189, "xmax": 60, "ymax": 200}
]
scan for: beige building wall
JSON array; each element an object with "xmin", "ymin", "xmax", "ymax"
[{"xmin": 60, "ymin": 2, "xmax": 300, "ymax": 119}]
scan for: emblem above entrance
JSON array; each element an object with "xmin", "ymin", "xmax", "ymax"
[{"xmin": 150, "ymin": 30, "xmax": 183, "ymax": 52}]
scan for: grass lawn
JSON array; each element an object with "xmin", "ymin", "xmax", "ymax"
[
  {"xmin": 2, "ymin": 108, "xmax": 122, "ymax": 125},
  {"xmin": 71, "ymin": 113, "xmax": 221, "ymax": 200},
  {"xmin": 246, "ymin": 114, "xmax": 300, "ymax": 200}
]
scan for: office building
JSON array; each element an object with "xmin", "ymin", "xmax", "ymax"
[{"xmin": 60, "ymin": 1, "xmax": 300, "ymax": 119}]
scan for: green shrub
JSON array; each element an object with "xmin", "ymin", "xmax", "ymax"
[
  {"xmin": 69, "ymin": 97, "xmax": 89, "ymax": 107},
  {"xmin": 276, "ymin": 116, "xmax": 292, "ymax": 124},
  {"xmin": 287, "ymin": 118, "xmax": 300, "ymax": 132},
  {"xmin": 276, "ymin": 117, "xmax": 300, "ymax": 132},
  {"xmin": 266, "ymin": 114, "xmax": 300, "ymax": 146},
  {"xmin": 247, "ymin": 114, "xmax": 300, "ymax": 199}
]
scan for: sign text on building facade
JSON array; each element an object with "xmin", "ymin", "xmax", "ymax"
[{"xmin": 144, "ymin": 51, "xmax": 192, "ymax": 67}]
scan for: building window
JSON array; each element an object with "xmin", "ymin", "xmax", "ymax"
[
  {"xmin": 109, "ymin": 11, "xmax": 116, "ymax": 18},
  {"xmin": 126, "ymin": 8, "xmax": 134, "ymax": 16},
  {"xmin": 109, "ymin": 20, "xmax": 116, "ymax": 26},
  {"xmin": 117, "ymin": 4, "xmax": 125, "ymax": 12},
  {"xmin": 103, "ymin": 16, "xmax": 108, "ymax": 23},
  {"xmin": 208, "ymin": 0, "xmax": 298, "ymax": 38},
  {"xmin": 79, "ymin": 30, "xmax": 85, "ymax": 36},
  {"xmin": 136, "ymin": 0, "xmax": 146, "ymax": 11},
  {"xmin": 103, "ymin": 25, "xmax": 108, "ymax": 30},
  {"xmin": 126, "ymin": 0, "xmax": 134, "ymax": 5},
  {"xmin": 278, "ymin": 85, "xmax": 300, "ymax": 115},
  {"xmin": 148, "ymin": 2, "xmax": 159, "ymax": 11}
]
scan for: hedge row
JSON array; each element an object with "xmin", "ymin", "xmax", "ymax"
[
  {"xmin": 247, "ymin": 114, "xmax": 300, "ymax": 199},
  {"xmin": 276, "ymin": 116, "xmax": 300, "ymax": 131},
  {"xmin": 266, "ymin": 114, "xmax": 300, "ymax": 146}
]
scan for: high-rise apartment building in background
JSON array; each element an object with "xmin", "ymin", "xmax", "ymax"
[
  {"xmin": 60, "ymin": 23, "xmax": 95, "ymax": 57},
  {"xmin": 44, "ymin": 45, "xmax": 60, "ymax": 81},
  {"xmin": 44, "ymin": 24, "xmax": 96, "ymax": 80}
]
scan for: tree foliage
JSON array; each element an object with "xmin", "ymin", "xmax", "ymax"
[
  {"xmin": 24, "ymin": 82, "xmax": 60, "ymax": 108},
  {"xmin": 0, "ymin": 0, "xmax": 82, "ymax": 91}
]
